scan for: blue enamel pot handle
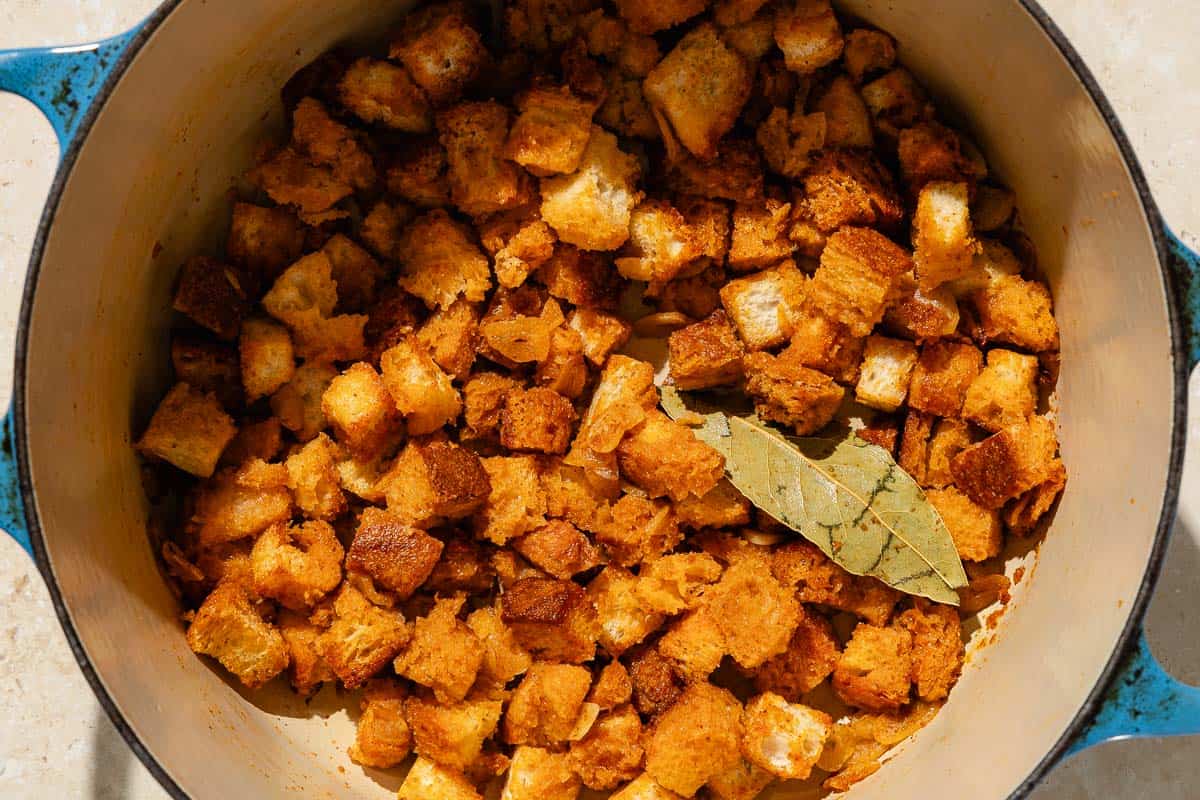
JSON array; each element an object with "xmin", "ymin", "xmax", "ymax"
[{"xmin": 2, "ymin": 21, "xmax": 1200, "ymax": 769}]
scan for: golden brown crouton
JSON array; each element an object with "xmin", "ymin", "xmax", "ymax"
[
  {"xmin": 190, "ymin": 459, "xmax": 292, "ymax": 547},
  {"xmin": 261, "ymin": 252, "xmax": 368, "ymax": 362},
  {"xmin": 970, "ymin": 274, "xmax": 1061, "ymax": 352},
  {"xmin": 438, "ymin": 101, "xmax": 534, "ymax": 217},
  {"xmin": 570, "ymin": 705, "xmax": 645, "ymax": 789},
  {"xmin": 389, "ymin": 1, "xmax": 487, "ymax": 106},
  {"xmin": 397, "ymin": 757, "xmax": 482, "ymax": 800},
  {"xmin": 317, "ymin": 582, "xmax": 409, "ymax": 688},
  {"xmin": 588, "ymin": 566, "xmax": 666, "ymax": 656},
  {"xmin": 596, "ymin": 494, "xmax": 683, "ymax": 568},
  {"xmin": 250, "ymin": 146, "xmax": 353, "ymax": 216},
  {"xmin": 504, "ymin": 662, "xmax": 594, "ymax": 745},
  {"xmin": 540, "ymin": 126, "xmax": 642, "ymax": 250},
  {"xmin": 898, "ymin": 122, "xmax": 981, "ymax": 193},
  {"xmin": 927, "ymin": 486, "xmax": 1002, "ymax": 562},
  {"xmin": 478, "ymin": 292, "xmax": 566, "ymax": 366},
  {"xmin": 468, "ymin": 605, "xmax": 535, "ymax": 687},
  {"xmin": 664, "ymin": 139, "xmax": 765, "ymax": 202},
  {"xmin": 171, "ymin": 335, "xmax": 242, "ymax": 410},
  {"xmin": 501, "ymin": 576, "xmax": 599, "ymax": 663},
  {"xmin": 617, "ymin": 411, "xmax": 725, "ymax": 502},
  {"xmin": 378, "ymin": 439, "xmax": 492, "ymax": 525},
  {"xmin": 855, "ymin": 335, "xmax": 919, "ymax": 413},
  {"xmin": 569, "ymin": 355, "xmax": 658, "ymax": 472},
  {"xmin": 479, "ymin": 206, "xmax": 558, "ymax": 290},
  {"xmin": 612, "ymin": 774, "xmax": 685, "ymax": 800},
  {"xmin": 951, "ymin": 414, "xmax": 1059, "ymax": 509},
  {"xmin": 475, "ymin": 455, "xmax": 548, "ymax": 545},
  {"xmin": 541, "ymin": 458, "xmax": 617, "ymax": 534},
  {"xmin": 291, "ymin": 97, "xmax": 376, "ymax": 191},
  {"xmin": 513, "ymin": 520, "xmax": 603, "ymax": 578},
  {"xmin": 724, "ymin": 10, "xmax": 778, "ymax": 64},
  {"xmin": 503, "ymin": 0, "xmax": 597, "ymax": 51},
  {"xmin": 707, "ymin": 758, "xmax": 775, "ymax": 800},
  {"xmin": 908, "ymin": 340, "xmax": 983, "ymax": 417},
  {"xmin": 397, "ymin": 210, "xmax": 493, "ymax": 310},
  {"xmin": 925, "ymin": 417, "xmax": 973, "ymax": 488},
  {"xmin": 774, "ymin": 0, "xmax": 843, "ymax": 74},
  {"xmin": 536, "ymin": 327, "xmax": 590, "ymax": 399},
  {"xmin": 338, "ymin": 57, "xmax": 431, "ymax": 132},
  {"xmin": 743, "ymin": 349, "xmax": 844, "ymax": 435},
  {"xmin": 271, "ymin": 361, "xmax": 339, "ymax": 442},
  {"xmin": 320, "ymin": 362, "xmax": 397, "ymax": 460},
  {"xmin": 138, "ymin": 382, "xmax": 237, "ymax": 478},
  {"xmin": 656, "ymin": 606, "xmax": 725, "ymax": 682},
  {"xmin": 505, "ymin": 86, "xmax": 598, "ymax": 176},
  {"xmin": 284, "ymin": 434, "xmax": 346, "ymax": 520},
  {"xmin": 962, "ymin": 348, "xmax": 1039, "ymax": 432},
  {"xmin": 860, "ymin": 68, "xmax": 932, "ymax": 139},
  {"xmin": 843, "ymin": 28, "xmax": 896, "ymax": 83},
  {"xmin": 405, "ymin": 693, "xmax": 504, "ymax": 772},
  {"xmin": 226, "ymin": 202, "xmax": 306, "ymax": 281},
  {"xmin": 740, "ymin": 692, "xmax": 832, "ymax": 780},
  {"xmin": 755, "ymin": 108, "xmax": 826, "ymax": 180},
  {"xmin": 380, "ymin": 336, "xmax": 463, "ymax": 434},
  {"xmin": 173, "ymin": 256, "xmax": 252, "ymax": 341},
  {"xmin": 832, "ymin": 623, "xmax": 913, "ymax": 712},
  {"xmin": 616, "ymin": 199, "xmax": 704, "ymax": 283},
  {"xmin": 913, "ymin": 181, "xmax": 980, "ymax": 289},
  {"xmin": 883, "ymin": 278, "xmax": 960, "ymax": 341},
  {"xmin": 807, "ymin": 227, "xmax": 912, "ymax": 337},
  {"xmin": 626, "ymin": 644, "xmax": 685, "ymax": 716},
  {"xmin": 598, "ymin": 69, "xmax": 660, "ymax": 139},
  {"xmin": 644, "ymin": 24, "xmax": 752, "ymax": 160},
  {"xmin": 728, "ymin": 198, "xmax": 796, "ymax": 271},
  {"xmin": 503, "ymin": 746, "xmax": 582, "ymax": 800},
  {"xmin": 897, "ymin": 600, "xmax": 963, "ymax": 701},
  {"xmin": 349, "ymin": 678, "xmax": 413, "ymax": 768},
  {"xmin": 636, "ymin": 554, "xmax": 722, "ymax": 615},
  {"xmin": 645, "ymin": 683, "xmax": 744, "ymax": 796},
  {"xmin": 239, "ymin": 318, "xmax": 295, "ymax": 402},
  {"xmin": 719, "ymin": 261, "xmax": 806, "ymax": 351},
  {"xmin": 537, "ymin": 245, "xmax": 623, "ymax": 310},
  {"xmin": 278, "ymin": 609, "xmax": 335, "ymax": 696},
  {"xmin": 386, "ymin": 136, "xmax": 451, "ymax": 208},
  {"xmin": 416, "ymin": 299, "xmax": 480, "ymax": 381},
  {"xmin": 815, "ymin": 75, "xmax": 874, "ymax": 148},
  {"xmin": 615, "ymin": 0, "xmax": 706, "ymax": 33},
  {"xmin": 771, "ymin": 540, "xmax": 900, "ymax": 625},
  {"xmin": 1003, "ymin": 458, "xmax": 1066, "ymax": 536},
  {"xmin": 753, "ymin": 607, "xmax": 840, "ymax": 700},
  {"xmin": 396, "ymin": 596, "xmax": 484, "ymax": 703},
  {"xmin": 706, "ymin": 557, "xmax": 802, "ymax": 669},
  {"xmin": 347, "ymin": 507, "xmax": 445, "ymax": 599},
  {"xmin": 674, "ymin": 480, "xmax": 752, "ymax": 530},
  {"xmin": 321, "ymin": 233, "xmax": 385, "ymax": 315},
  {"xmin": 795, "ymin": 150, "xmax": 904, "ymax": 235},
  {"xmin": 779, "ymin": 303, "xmax": 863, "ymax": 384},
  {"xmin": 427, "ymin": 538, "xmax": 497, "ymax": 595},
  {"xmin": 186, "ymin": 579, "xmax": 289, "ymax": 688},
  {"xmin": 501, "ymin": 387, "xmax": 579, "ymax": 454},
  {"xmin": 589, "ymin": 661, "xmax": 634, "ymax": 710},
  {"xmin": 896, "ymin": 408, "xmax": 934, "ymax": 486},
  {"xmin": 463, "ymin": 371, "xmax": 524, "ymax": 441},
  {"xmin": 566, "ymin": 309, "xmax": 631, "ymax": 368},
  {"xmin": 359, "ymin": 200, "xmax": 413, "ymax": 261}
]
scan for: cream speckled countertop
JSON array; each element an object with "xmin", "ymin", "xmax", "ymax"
[{"xmin": 0, "ymin": 1, "xmax": 1198, "ymax": 798}]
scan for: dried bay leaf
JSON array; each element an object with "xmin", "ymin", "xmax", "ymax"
[{"xmin": 662, "ymin": 387, "xmax": 968, "ymax": 604}]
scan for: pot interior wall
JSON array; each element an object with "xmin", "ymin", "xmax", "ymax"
[{"xmin": 21, "ymin": 0, "xmax": 1177, "ymax": 798}]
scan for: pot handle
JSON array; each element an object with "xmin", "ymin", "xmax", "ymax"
[
  {"xmin": 0, "ymin": 27, "xmax": 142, "ymax": 555},
  {"xmin": 1166, "ymin": 228, "xmax": 1200, "ymax": 372},
  {"xmin": 1070, "ymin": 628, "xmax": 1200, "ymax": 753}
]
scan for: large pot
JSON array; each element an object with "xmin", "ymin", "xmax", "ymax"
[{"xmin": 1, "ymin": 1, "xmax": 1198, "ymax": 797}]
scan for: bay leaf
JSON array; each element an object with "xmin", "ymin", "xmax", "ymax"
[{"xmin": 662, "ymin": 387, "xmax": 968, "ymax": 605}]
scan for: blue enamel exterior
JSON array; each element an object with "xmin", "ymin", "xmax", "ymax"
[
  {"xmin": 0, "ymin": 412, "xmax": 29, "ymax": 554},
  {"xmin": 1168, "ymin": 229, "xmax": 1200, "ymax": 371}
]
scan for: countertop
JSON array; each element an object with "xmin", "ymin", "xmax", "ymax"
[{"xmin": 1, "ymin": 1, "xmax": 1198, "ymax": 798}]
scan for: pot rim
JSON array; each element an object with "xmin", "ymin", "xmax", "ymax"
[{"xmin": 10, "ymin": 1, "xmax": 1188, "ymax": 798}]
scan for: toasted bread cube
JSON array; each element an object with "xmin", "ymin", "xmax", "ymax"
[
  {"xmin": 672, "ymin": 481, "xmax": 750, "ymax": 530},
  {"xmin": 771, "ymin": 540, "xmax": 900, "ymax": 625},
  {"xmin": 962, "ymin": 348, "xmax": 1039, "ymax": 432},
  {"xmin": 668, "ymin": 310, "xmax": 745, "ymax": 391},
  {"xmin": 728, "ymin": 198, "xmax": 796, "ymax": 271},
  {"xmin": 397, "ymin": 210, "xmax": 492, "ymax": 310},
  {"xmin": 500, "ymin": 387, "xmax": 579, "ymax": 454},
  {"xmin": 614, "ymin": 0, "xmax": 706, "ymax": 33},
  {"xmin": 615, "ymin": 199, "xmax": 703, "ymax": 283},
  {"xmin": 753, "ymin": 607, "xmax": 840, "ymax": 700},
  {"xmin": 270, "ymin": 361, "xmax": 338, "ymax": 442},
  {"xmin": 589, "ymin": 566, "xmax": 666, "ymax": 656},
  {"xmin": 569, "ymin": 705, "xmax": 645, "ymax": 790},
  {"xmin": 657, "ymin": 606, "xmax": 725, "ymax": 682},
  {"xmin": 502, "ymin": 746, "xmax": 582, "ymax": 800},
  {"xmin": 540, "ymin": 127, "xmax": 641, "ymax": 250},
  {"xmin": 626, "ymin": 644, "xmax": 685, "ymax": 716},
  {"xmin": 250, "ymin": 146, "xmax": 352, "ymax": 216},
  {"xmin": 514, "ymin": 520, "xmax": 603, "ymax": 578},
  {"xmin": 914, "ymin": 181, "xmax": 979, "ymax": 289},
  {"xmin": 463, "ymin": 371, "xmax": 524, "ymax": 440},
  {"xmin": 897, "ymin": 408, "xmax": 934, "ymax": 486},
  {"xmin": 664, "ymin": 139, "xmax": 765, "ymax": 202},
  {"xmin": 284, "ymin": 434, "xmax": 347, "ymax": 520},
  {"xmin": 723, "ymin": 10, "xmax": 779, "ymax": 63},
  {"xmin": 322, "ymin": 233, "xmax": 385, "ymax": 314},
  {"xmin": 278, "ymin": 609, "xmax": 334, "ymax": 696},
  {"xmin": 438, "ymin": 101, "xmax": 533, "ymax": 217},
  {"xmin": 740, "ymin": 693, "xmax": 831, "ymax": 780},
  {"xmin": 843, "ymin": 28, "xmax": 896, "ymax": 82},
  {"xmin": 635, "ymin": 553, "xmax": 722, "ymax": 615},
  {"xmin": 708, "ymin": 558, "xmax": 802, "ymax": 669},
  {"xmin": 536, "ymin": 327, "xmax": 589, "ymax": 399},
  {"xmin": 479, "ymin": 292, "xmax": 565, "ymax": 366},
  {"xmin": 221, "ymin": 417, "xmax": 283, "ymax": 467},
  {"xmin": 644, "ymin": 24, "xmax": 752, "ymax": 160},
  {"xmin": 796, "ymin": 150, "xmax": 904, "ymax": 234},
  {"xmin": 808, "ymin": 227, "xmax": 912, "ymax": 337},
  {"xmin": 291, "ymin": 97, "xmax": 376, "ymax": 190},
  {"xmin": 505, "ymin": 86, "xmax": 597, "ymax": 176},
  {"xmin": 744, "ymin": 349, "xmax": 844, "ymax": 435},
  {"xmin": 359, "ymin": 200, "xmax": 413, "ymax": 262},
  {"xmin": 908, "ymin": 340, "xmax": 983, "ymax": 417},
  {"xmin": 861, "ymin": 67, "xmax": 931, "ymax": 138},
  {"xmin": 468, "ymin": 606, "xmax": 535, "ymax": 687},
  {"xmin": 612, "ymin": 774, "xmax": 685, "ymax": 800},
  {"xmin": 320, "ymin": 363, "xmax": 397, "ymax": 460},
  {"xmin": 898, "ymin": 122, "xmax": 980, "ymax": 193},
  {"xmin": 538, "ymin": 245, "xmax": 623, "ymax": 310},
  {"xmin": 707, "ymin": 759, "xmax": 775, "ymax": 800},
  {"xmin": 186, "ymin": 579, "xmax": 288, "ymax": 689},
  {"xmin": 645, "ymin": 683, "xmax": 744, "ymax": 796},
  {"xmin": 378, "ymin": 439, "xmax": 491, "ymax": 525},
  {"xmin": 815, "ymin": 74, "xmax": 873, "ymax": 148},
  {"xmin": 596, "ymin": 494, "xmax": 683, "ymax": 569},
  {"xmin": 426, "ymin": 538, "xmax": 496, "ymax": 595},
  {"xmin": 347, "ymin": 507, "xmax": 444, "ymax": 599},
  {"xmin": 416, "ymin": 299, "xmax": 480, "ymax": 381},
  {"xmin": 927, "ymin": 486, "xmax": 1002, "ymax": 562},
  {"xmin": 755, "ymin": 109, "xmax": 825, "ymax": 181},
  {"xmin": 617, "ymin": 411, "xmax": 725, "ymax": 502},
  {"xmin": 380, "ymin": 337, "xmax": 463, "ymax": 434},
  {"xmin": 897, "ymin": 600, "xmax": 963, "ymax": 701},
  {"xmin": 504, "ymin": 663, "xmax": 594, "ymax": 745},
  {"xmin": 227, "ymin": 202, "xmax": 306, "ymax": 281},
  {"xmin": 171, "ymin": 335, "xmax": 241, "ymax": 410},
  {"xmin": 784, "ymin": 305, "xmax": 867, "ymax": 384},
  {"xmin": 856, "ymin": 413, "xmax": 901, "ymax": 455},
  {"xmin": 926, "ymin": 417, "xmax": 972, "ymax": 488},
  {"xmin": 774, "ymin": 0, "xmax": 843, "ymax": 74},
  {"xmin": 386, "ymin": 136, "xmax": 450, "ymax": 208},
  {"xmin": 190, "ymin": 459, "xmax": 292, "ymax": 546},
  {"xmin": 479, "ymin": 206, "xmax": 557, "ymax": 290},
  {"xmin": 250, "ymin": 520, "xmax": 343, "ymax": 610},
  {"xmin": 856, "ymin": 335, "xmax": 919, "ymax": 412},
  {"xmin": 239, "ymin": 318, "xmax": 294, "ymax": 402},
  {"xmin": 137, "ymin": 383, "xmax": 236, "ymax": 478},
  {"xmin": 719, "ymin": 261, "xmax": 806, "ymax": 351},
  {"xmin": 338, "ymin": 57, "xmax": 431, "ymax": 132},
  {"xmin": 396, "ymin": 596, "xmax": 484, "ymax": 704},
  {"xmin": 262, "ymin": 251, "xmax": 336, "ymax": 323},
  {"xmin": 832, "ymin": 623, "xmax": 913, "ymax": 712},
  {"xmin": 398, "ymin": 757, "xmax": 482, "ymax": 800},
  {"xmin": 389, "ymin": 1, "xmax": 486, "ymax": 106},
  {"xmin": 971, "ymin": 274, "xmax": 1061, "ymax": 352},
  {"xmin": 541, "ymin": 458, "xmax": 617, "ymax": 534},
  {"xmin": 349, "ymin": 678, "xmax": 413, "ymax": 768},
  {"xmin": 883, "ymin": 278, "xmax": 960, "ymax": 341},
  {"xmin": 475, "ymin": 455, "xmax": 548, "ymax": 545},
  {"xmin": 589, "ymin": 661, "xmax": 634, "ymax": 710},
  {"xmin": 173, "ymin": 255, "xmax": 252, "ymax": 341},
  {"xmin": 1003, "ymin": 458, "xmax": 1066, "ymax": 536},
  {"xmin": 951, "ymin": 415, "xmax": 1059, "ymax": 508},
  {"xmin": 502, "ymin": 576, "xmax": 599, "ymax": 663},
  {"xmin": 597, "ymin": 69, "xmax": 660, "ymax": 139},
  {"xmin": 568, "ymin": 308, "xmax": 633, "ymax": 367},
  {"xmin": 406, "ymin": 694, "xmax": 504, "ymax": 772},
  {"xmin": 569, "ymin": 354, "xmax": 657, "ymax": 473}
]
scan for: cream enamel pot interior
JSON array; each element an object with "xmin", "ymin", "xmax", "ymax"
[{"xmin": 1, "ymin": 1, "xmax": 1199, "ymax": 797}]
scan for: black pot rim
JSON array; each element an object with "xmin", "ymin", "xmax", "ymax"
[{"xmin": 11, "ymin": 1, "xmax": 1188, "ymax": 798}]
